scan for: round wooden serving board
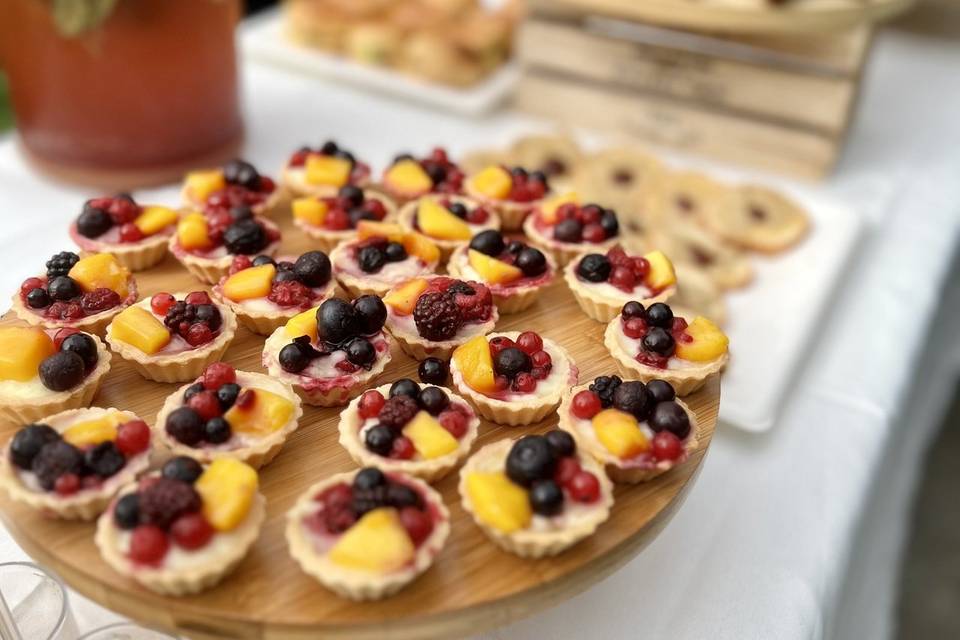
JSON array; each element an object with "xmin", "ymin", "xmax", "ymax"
[{"xmin": 0, "ymin": 214, "xmax": 719, "ymax": 640}]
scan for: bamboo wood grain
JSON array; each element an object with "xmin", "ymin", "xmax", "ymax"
[{"xmin": 0, "ymin": 214, "xmax": 719, "ymax": 639}]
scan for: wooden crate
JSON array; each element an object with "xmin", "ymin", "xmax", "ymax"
[{"xmin": 513, "ymin": 14, "xmax": 874, "ymax": 178}]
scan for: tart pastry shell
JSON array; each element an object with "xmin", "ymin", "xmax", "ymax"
[
  {"xmin": 563, "ymin": 260, "xmax": 675, "ymax": 323},
  {"xmin": 10, "ymin": 277, "xmax": 139, "ymax": 336},
  {"xmin": 212, "ymin": 279, "xmax": 338, "ymax": 336},
  {"xmin": 71, "ymin": 226, "xmax": 173, "ymax": 272}
]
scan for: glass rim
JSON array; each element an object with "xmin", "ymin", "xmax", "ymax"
[
  {"xmin": 76, "ymin": 620, "xmax": 177, "ymax": 639},
  {"xmin": 0, "ymin": 561, "xmax": 69, "ymax": 640}
]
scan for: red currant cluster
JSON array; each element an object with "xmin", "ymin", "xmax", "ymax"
[
  {"xmin": 152, "ymin": 291, "xmax": 222, "ymax": 347},
  {"xmin": 490, "ymin": 331, "xmax": 552, "ymax": 394},
  {"xmin": 551, "ymin": 203, "xmax": 619, "ymax": 244},
  {"xmin": 507, "ymin": 167, "xmax": 549, "ymax": 202}
]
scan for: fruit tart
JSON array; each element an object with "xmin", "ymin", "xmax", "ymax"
[
  {"xmin": 604, "ymin": 301, "xmax": 728, "ymax": 395},
  {"xmin": 397, "ymin": 195, "xmax": 500, "ymax": 261},
  {"xmin": 447, "ymin": 230, "xmax": 555, "ymax": 314},
  {"xmin": 106, "ymin": 291, "xmax": 237, "ymax": 383},
  {"xmin": 330, "ymin": 221, "xmax": 440, "ymax": 297},
  {"xmin": 181, "ymin": 159, "xmax": 283, "ymax": 218},
  {"xmin": 700, "ymin": 184, "xmax": 810, "ymax": 253},
  {"xmin": 523, "ymin": 194, "xmax": 621, "ymax": 266},
  {"xmin": 282, "ymin": 140, "xmax": 372, "ymax": 198},
  {"xmin": 286, "ymin": 467, "xmax": 449, "ymax": 600},
  {"xmin": 169, "ymin": 208, "xmax": 281, "ymax": 284},
  {"xmin": 292, "ymin": 185, "xmax": 397, "ymax": 253},
  {"xmin": 69, "ymin": 194, "xmax": 179, "ymax": 271},
  {"xmin": 450, "ymin": 331, "xmax": 577, "ymax": 426},
  {"xmin": 262, "ymin": 296, "xmax": 393, "ymax": 407},
  {"xmin": 384, "ymin": 276, "xmax": 498, "ymax": 360},
  {"xmin": 459, "ymin": 431, "xmax": 612, "ymax": 557},
  {"xmin": 565, "ymin": 247, "xmax": 677, "ymax": 322},
  {"xmin": 95, "ymin": 457, "xmax": 265, "ymax": 595},
  {"xmin": 12, "ymin": 252, "xmax": 138, "ymax": 334},
  {"xmin": 0, "ymin": 408, "xmax": 152, "ymax": 520},
  {"xmin": 0, "ymin": 327, "xmax": 111, "ymax": 426},
  {"xmin": 338, "ymin": 380, "xmax": 480, "ymax": 482},
  {"xmin": 464, "ymin": 165, "xmax": 550, "ymax": 231},
  {"xmin": 212, "ymin": 251, "xmax": 337, "ymax": 335},
  {"xmin": 380, "ymin": 147, "xmax": 465, "ymax": 204},
  {"xmin": 155, "ymin": 363, "xmax": 303, "ymax": 469},
  {"xmin": 559, "ymin": 376, "xmax": 698, "ymax": 483}
]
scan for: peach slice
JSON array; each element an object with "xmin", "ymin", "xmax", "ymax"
[
  {"xmin": 63, "ymin": 412, "xmax": 122, "ymax": 447},
  {"xmin": 222, "ymin": 264, "xmax": 276, "ymax": 302},
  {"xmin": 133, "ymin": 206, "xmax": 179, "ymax": 236},
  {"xmin": 467, "ymin": 249, "xmax": 522, "ymax": 285},
  {"xmin": 305, "ymin": 154, "xmax": 352, "ymax": 187},
  {"xmin": 418, "ymin": 198, "xmax": 471, "ymax": 241},
  {"xmin": 644, "ymin": 250, "xmax": 677, "ymax": 290},
  {"xmin": 0, "ymin": 327, "xmax": 55, "ymax": 382},
  {"xmin": 592, "ymin": 409, "xmax": 649, "ymax": 459},
  {"xmin": 357, "ymin": 221, "xmax": 405, "ymax": 243},
  {"xmin": 465, "ymin": 471, "xmax": 531, "ymax": 533},
  {"xmin": 329, "ymin": 507, "xmax": 415, "ymax": 572},
  {"xmin": 284, "ymin": 306, "xmax": 320, "ymax": 342},
  {"xmin": 384, "ymin": 278, "xmax": 429, "ymax": 315},
  {"xmin": 402, "ymin": 232, "xmax": 441, "ymax": 264},
  {"xmin": 177, "ymin": 212, "xmax": 213, "ymax": 251},
  {"xmin": 468, "ymin": 166, "xmax": 512, "ymax": 200},
  {"xmin": 196, "ymin": 458, "xmax": 259, "ymax": 532},
  {"xmin": 675, "ymin": 316, "xmax": 729, "ymax": 362},
  {"xmin": 185, "ymin": 169, "xmax": 226, "ymax": 202},
  {"xmin": 223, "ymin": 388, "xmax": 295, "ymax": 437},
  {"xmin": 68, "ymin": 253, "xmax": 130, "ymax": 298},
  {"xmin": 292, "ymin": 198, "xmax": 328, "ymax": 227},
  {"xmin": 452, "ymin": 335, "xmax": 496, "ymax": 393},
  {"xmin": 385, "ymin": 159, "xmax": 432, "ymax": 194},
  {"xmin": 403, "ymin": 411, "xmax": 459, "ymax": 459},
  {"xmin": 110, "ymin": 306, "xmax": 171, "ymax": 355}
]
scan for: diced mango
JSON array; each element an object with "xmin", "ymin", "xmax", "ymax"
[
  {"xmin": 402, "ymin": 232, "xmax": 441, "ymax": 264},
  {"xmin": 185, "ymin": 169, "xmax": 226, "ymax": 202},
  {"xmin": 223, "ymin": 388, "xmax": 295, "ymax": 437},
  {"xmin": 177, "ymin": 212, "xmax": 213, "ymax": 251},
  {"xmin": 418, "ymin": 198, "xmax": 471, "ymax": 241},
  {"xmin": 675, "ymin": 316, "xmax": 729, "ymax": 362},
  {"xmin": 284, "ymin": 306, "xmax": 320, "ymax": 342},
  {"xmin": 63, "ymin": 411, "xmax": 122, "ymax": 447},
  {"xmin": 468, "ymin": 249, "xmax": 522, "ymax": 285},
  {"xmin": 644, "ymin": 250, "xmax": 677, "ymax": 290},
  {"xmin": 329, "ymin": 508, "xmax": 415, "ymax": 572},
  {"xmin": 357, "ymin": 221, "xmax": 405, "ymax": 243},
  {"xmin": 222, "ymin": 264, "xmax": 276, "ymax": 302},
  {"xmin": 452, "ymin": 335, "xmax": 496, "ymax": 393},
  {"xmin": 592, "ymin": 409, "xmax": 648, "ymax": 459},
  {"xmin": 403, "ymin": 411, "xmax": 459, "ymax": 459},
  {"xmin": 110, "ymin": 306, "xmax": 171, "ymax": 355},
  {"xmin": 383, "ymin": 278, "xmax": 429, "ymax": 315},
  {"xmin": 196, "ymin": 458, "xmax": 259, "ymax": 532},
  {"xmin": 68, "ymin": 253, "xmax": 130, "ymax": 298},
  {"xmin": 385, "ymin": 159, "xmax": 433, "ymax": 194},
  {"xmin": 133, "ymin": 206, "xmax": 179, "ymax": 236},
  {"xmin": 0, "ymin": 327, "xmax": 55, "ymax": 382},
  {"xmin": 305, "ymin": 154, "xmax": 352, "ymax": 187},
  {"xmin": 465, "ymin": 471, "xmax": 531, "ymax": 533},
  {"xmin": 539, "ymin": 192, "xmax": 579, "ymax": 224},
  {"xmin": 292, "ymin": 198, "xmax": 328, "ymax": 227},
  {"xmin": 468, "ymin": 166, "xmax": 512, "ymax": 200}
]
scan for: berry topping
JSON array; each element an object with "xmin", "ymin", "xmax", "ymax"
[
  {"xmin": 165, "ymin": 407, "xmax": 204, "ymax": 446},
  {"xmin": 494, "ymin": 347, "xmax": 532, "ymax": 378},
  {"xmin": 119, "ymin": 223, "xmax": 144, "ymax": 243},
  {"xmin": 46, "ymin": 252, "xmax": 80, "ymax": 279},
  {"xmin": 649, "ymin": 402, "xmax": 691, "ymax": 439},
  {"xmin": 645, "ymin": 302, "xmax": 674, "ymax": 328},
  {"xmin": 390, "ymin": 378, "xmax": 420, "ymax": 400},
  {"xmin": 31, "ymin": 440, "xmax": 84, "ymax": 490},
  {"xmin": 150, "ymin": 293, "xmax": 176, "ymax": 316},
  {"xmin": 268, "ymin": 280, "xmax": 314, "ymax": 308},
  {"xmin": 438, "ymin": 409, "xmax": 467, "ymax": 438},
  {"xmin": 577, "ymin": 254, "xmax": 612, "ymax": 283},
  {"xmin": 293, "ymin": 251, "xmax": 332, "ymax": 287},
  {"xmin": 418, "ymin": 357, "xmax": 448, "ymax": 384},
  {"xmin": 185, "ymin": 291, "xmax": 212, "ymax": 305},
  {"xmin": 377, "ymin": 395, "xmax": 420, "ymax": 429},
  {"xmin": 223, "ymin": 219, "xmax": 268, "ymax": 255},
  {"xmin": 10, "ymin": 424, "xmax": 60, "ymax": 470},
  {"xmin": 652, "ymin": 431, "xmax": 684, "ymax": 461},
  {"xmin": 116, "ymin": 420, "xmax": 151, "ymax": 456},
  {"xmin": 506, "ymin": 435, "xmax": 556, "ymax": 487},
  {"xmin": 80, "ymin": 288, "xmax": 121, "ymax": 314},
  {"xmin": 399, "ymin": 506, "xmax": 434, "ymax": 545},
  {"xmin": 353, "ymin": 295, "xmax": 387, "ymax": 334},
  {"xmin": 47, "ymin": 275, "xmax": 81, "ymax": 301},
  {"xmin": 529, "ymin": 479, "xmax": 564, "ymax": 516},
  {"xmin": 622, "ymin": 301, "xmax": 645, "ymax": 318},
  {"xmin": 53, "ymin": 472, "xmax": 79, "ymax": 495},
  {"xmin": 589, "ymin": 375, "xmax": 622, "ymax": 408},
  {"xmin": 223, "ymin": 159, "xmax": 262, "ymax": 190},
  {"xmin": 170, "ymin": 512, "xmax": 215, "ymax": 550},
  {"xmin": 129, "ymin": 524, "xmax": 169, "ymax": 565},
  {"xmin": 25, "ymin": 287, "xmax": 50, "ymax": 309},
  {"xmin": 345, "ymin": 337, "xmax": 376, "ymax": 368},
  {"xmin": 114, "ymin": 493, "xmax": 140, "ymax": 529},
  {"xmin": 76, "ymin": 204, "xmax": 113, "ymax": 238},
  {"xmin": 84, "ymin": 442, "xmax": 125, "ymax": 478},
  {"xmin": 364, "ymin": 425, "xmax": 395, "ymax": 456},
  {"xmin": 56, "ymin": 332, "xmax": 96, "ymax": 372},
  {"xmin": 469, "ymin": 229, "xmax": 506, "ymax": 256},
  {"xmin": 202, "ymin": 362, "xmax": 236, "ymax": 390},
  {"xmin": 417, "ymin": 386, "xmax": 449, "ymax": 415},
  {"xmin": 353, "ymin": 467, "xmax": 386, "ymax": 491},
  {"xmin": 278, "ymin": 341, "xmax": 314, "ymax": 373},
  {"xmin": 646, "ymin": 379, "xmax": 676, "ymax": 403},
  {"xmin": 384, "ymin": 242, "xmax": 407, "ymax": 262},
  {"xmin": 358, "ymin": 390, "xmax": 386, "ymax": 419},
  {"xmin": 316, "ymin": 298, "xmax": 359, "ymax": 345},
  {"xmin": 515, "ymin": 247, "xmax": 548, "ymax": 277},
  {"xmin": 204, "ymin": 417, "xmax": 232, "ymax": 444},
  {"xmin": 642, "ymin": 327, "xmax": 675, "ymax": 357},
  {"xmin": 413, "ymin": 291, "xmax": 463, "ymax": 341},
  {"xmin": 139, "ymin": 477, "xmax": 202, "ymax": 528},
  {"xmin": 188, "ymin": 390, "xmax": 222, "ymax": 421},
  {"xmin": 216, "ymin": 383, "xmax": 241, "ymax": 410},
  {"xmin": 612, "ymin": 381, "xmax": 652, "ymax": 421},
  {"xmin": 38, "ymin": 351, "xmax": 86, "ymax": 392},
  {"xmin": 568, "ymin": 470, "xmax": 601, "ymax": 503},
  {"xmin": 162, "ymin": 456, "xmax": 203, "ymax": 484},
  {"xmin": 553, "ymin": 218, "xmax": 583, "ymax": 243},
  {"xmin": 358, "ymin": 245, "xmax": 386, "ymax": 273},
  {"xmin": 515, "ymin": 331, "xmax": 543, "ymax": 355},
  {"xmin": 545, "ymin": 430, "xmax": 576, "ymax": 458}
]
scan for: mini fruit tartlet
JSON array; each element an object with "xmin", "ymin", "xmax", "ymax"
[
  {"xmin": 286, "ymin": 467, "xmax": 449, "ymax": 600},
  {"xmin": 95, "ymin": 457, "xmax": 265, "ymax": 595},
  {"xmin": 447, "ymin": 230, "xmax": 555, "ymax": 314},
  {"xmin": 565, "ymin": 247, "xmax": 677, "ymax": 322},
  {"xmin": 397, "ymin": 195, "xmax": 500, "ymax": 261},
  {"xmin": 0, "ymin": 327, "xmax": 111, "ymax": 426},
  {"xmin": 263, "ymin": 296, "xmax": 393, "ymax": 407},
  {"xmin": 450, "ymin": 331, "xmax": 577, "ymax": 426},
  {"xmin": 604, "ymin": 301, "xmax": 728, "ymax": 395},
  {"xmin": 106, "ymin": 291, "xmax": 237, "ymax": 383},
  {"xmin": 523, "ymin": 194, "xmax": 621, "ymax": 266},
  {"xmin": 384, "ymin": 276, "xmax": 497, "ymax": 360},
  {"xmin": 69, "ymin": 195, "xmax": 179, "ymax": 271},
  {"xmin": 338, "ymin": 380, "xmax": 480, "ymax": 482},
  {"xmin": 282, "ymin": 140, "xmax": 372, "ymax": 198},
  {"xmin": 212, "ymin": 251, "xmax": 337, "ymax": 335},
  {"xmin": 12, "ymin": 252, "xmax": 138, "ymax": 334},
  {"xmin": 458, "ymin": 430, "xmax": 612, "ymax": 557},
  {"xmin": 291, "ymin": 185, "xmax": 397, "ymax": 252},
  {"xmin": 464, "ymin": 165, "xmax": 550, "ymax": 231},
  {"xmin": 181, "ymin": 159, "xmax": 283, "ymax": 218},
  {"xmin": 380, "ymin": 147, "xmax": 465, "ymax": 204},
  {"xmin": 330, "ymin": 221, "xmax": 440, "ymax": 297},
  {"xmin": 0, "ymin": 408, "xmax": 152, "ymax": 520},
  {"xmin": 155, "ymin": 363, "xmax": 303, "ymax": 469},
  {"xmin": 559, "ymin": 376, "xmax": 698, "ymax": 483},
  {"xmin": 170, "ymin": 208, "xmax": 282, "ymax": 285}
]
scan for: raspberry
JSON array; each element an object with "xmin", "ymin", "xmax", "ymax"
[
  {"xmin": 515, "ymin": 331, "xmax": 543, "ymax": 355},
  {"xmin": 358, "ymin": 390, "xmax": 386, "ymax": 419},
  {"xmin": 202, "ymin": 363, "xmax": 236, "ymax": 390},
  {"xmin": 399, "ymin": 507, "xmax": 433, "ymax": 546},
  {"xmin": 259, "ymin": 176, "xmax": 276, "ymax": 193},
  {"xmin": 571, "ymin": 390, "xmax": 602, "ymax": 419},
  {"xmin": 45, "ymin": 302, "xmax": 84, "ymax": 320},
  {"xmin": 512, "ymin": 372, "xmax": 536, "ymax": 393},
  {"xmin": 438, "ymin": 410, "xmax": 467, "ymax": 438},
  {"xmin": 108, "ymin": 198, "xmax": 139, "ymax": 224},
  {"xmin": 139, "ymin": 477, "xmax": 201, "ymax": 528},
  {"xmin": 53, "ymin": 327, "xmax": 81, "ymax": 349},
  {"xmin": 119, "ymin": 223, "xmax": 144, "ymax": 242},
  {"xmin": 488, "ymin": 336, "xmax": 515, "ymax": 359},
  {"xmin": 129, "ymin": 525, "xmax": 169, "ymax": 565},
  {"xmin": 188, "ymin": 391, "xmax": 222, "ymax": 420},
  {"xmin": 448, "ymin": 281, "xmax": 493, "ymax": 322},
  {"xmin": 268, "ymin": 280, "xmax": 314, "ymax": 308},
  {"xmin": 652, "ymin": 431, "xmax": 684, "ymax": 461},
  {"xmin": 81, "ymin": 288, "xmax": 121, "ymax": 313},
  {"xmin": 185, "ymin": 291, "xmax": 211, "ymax": 305},
  {"xmin": 116, "ymin": 420, "xmax": 151, "ymax": 456},
  {"xmin": 589, "ymin": 376, "xmax": 622, "ymax": 408},
  {"xmin": 151, "ymin": 293, "xmax": 176, "ymax": 316},
  {"xmin": 170, "ymin": 512, "xmax": 214, "ymax": 550},
  {"xmin": 607, "ymin": 247, "xmax": 630, "ymax": 266},
  {"xmin": 568, "ymin": 470, "xmax": 601, "ymax": 503},
  {"xmin": 316, "ymin": 483, "xmax": 353, "ymax": 510},
  {"xmin": 531, "ymin": 350, "xmax": 552, "ymax": 368},
  {"xmin": 554, "ymin": 456, "xmax": 581, "ymax": 486},
  {"xmin": 54, "ymin": 473, "xmax": 80, "ymax": 496},
  {"xmin": 623, "ymin": 318, "xmax": 647, "ymax": 339},
  {"xmin": 20, "ymin": 277, "xmax": 44, "ymax": 298},
  {"xmin": 413, "ymin": 291, "xmax": 463, "ymax": 342},
  {"xmin": 229, "ymin": 255, "xmax": 253, "ymax": 274},
  {"xmin": 185, "ymin": 323, "xmax": 214, "ymax": 346},
  {"xmin": 609, "ymin": 266, "xmax": 636, "ymax": 292},
  {"xmin": 377, "ymin": 395, "xmax": 419, "ymax": 429},
  {"xmin": 390, "ymin": 436, "xmax": 415, "ymax": 460}
]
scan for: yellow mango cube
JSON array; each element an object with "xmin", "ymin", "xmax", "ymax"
[
  {"xmin": 592, "ymin": 409, "xmax": 649, "ymax": 459},
  {"xmin": 110, "ymin": 306, "xmax": 171, "ymax": 355},
  {"xmin": 292, "ymin": 198, "xmax": 328, "ymax": 227},
  {"xmin": 468, "ymin": 249, "xmax": 522, "ymax": 285},
  {"xmin": 133, "ymin": 206, "xmax": 179, "ymax": 236},
  {"xmin": 418, "ymin": 198, "xmax": 471, "ymax": 241},
  {"xmin": 177, "ymin": 212, "xmax": 213, "ymax": 251},
  {"xmin": 305, "ymin": 154, "xmax": 352, "ymax": 187},
  {"xmin": 222, "ymin": 264, "xmax": 276, "ymax": 302},
  {"xmin": 452, "ymin": 335, "xmax": 496, "ymax": 393},
  {"xmin": 465, "ymin": 471, "xmax": 531, "ymax": 533},
  {"xmin": 468, "ymin": 166, "xmax": 512, "ymax": 200},
  {"xmin": 385, "ymin": 159, "xmax": 433, "ymax": 194},
  {"xmin": 284, "ymin": 306, "xmax": 320, "ymax": 341},
  {"xmin": 383, "ymin": 278, "xmax": 429, "ymax": 315},
  {"xmin": 63, "ymin": 411, "xmax": 122, "ymax": 447},
  {"xmin": 329, "ymin": 508, "xmax": 415, "ymax": 572},
  {"xmin": 68, "ymin": 253, "xmax": 130, "ymax": 298},
  {"xmin": 0, "ymin": 327, "xmax": 55, "ymax": 382},
  {"xmin": 402, "ymin": 232, "xmax": 441, "ymax": 264},
  {"xmin": 675, "ymin": 316, "xmax": 729, "ymax": 362},
  {"xmin": 644, "ymin": 250, "xmax": 677, "ymax": 290},
  {"xmin": 403, "ymin": 411, "xmax": 459, "ymax": 459},
  {"xmin": 185, "ymin": 169, "xmax": 226, "ymax": 202},
  {"xmin": 223, "ymin": 388, "xmax": 295, "ymax": 437},
  {"xmin": 196, "ymin": 458, "xmax": 259, "ymax": 532}
]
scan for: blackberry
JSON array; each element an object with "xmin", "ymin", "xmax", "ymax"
[
  {"xmin": 413, "ymin": 291, "xmax": 462, "ymax": 341},
  {"xmin": 161, "ymin": 457, "xmax": 203, "ymax": 484},
  {"xmin": 577, "ymin": 254, "xmax": 611, "ymax": 283},
  {"xmin": 378, "ymin": 395, "xmax": 420, "ymax": 429},
  {"xmin": 45, "ymin": 252, "xmax": 80, "ymax": 279},
  {"xmin": 38, "ymin": 351, "xmax": 85, "ymax": 391},
  {"xmin": 114, "ymin": 494, "xmax": 141, "ymax": 529},
  {"xmin": 48, "ymin": 276, "xmax": 81, "ymax": 301},
  {"xmin": 364, "ymin": 425, "xmax": 395, "ymax": 456},
  {"xmin": 358, "ymin": 245, "xmax": 386, "ymax": 273},
  {"xmin": 223, "ymin": 159, "xmax": 261, "ymax": 190},
  {"xmin": 384, "ymin": 242, "xmax": 407, "ymax": 262},
  {"xmin": 139, "ymin": 477, "xmax": 202, "ymax": 528},
  {"xmin": 84, "ymin": 442, "xmax": 126, "ymax": 478},
  {"xmin": 612, "ymin": 381, "xmax": 652, "ymax": 421},
  {"xmin": 223, "ymin": 219, "xmax": 268, "ymax": 255},
  {"xmin": 31, "ymin": 441, "xmax": 85, "ymax": 491},
  {"xmin": 10, "ymin": 424, "xmax": 60, "ymax": 470},
  {"xmin": 164, "ymin": 301, "xmax": 189, "ymax": 332},
  {"xmin": 589, "ymin": 375, "xmax": 622, "ymax": 408}
]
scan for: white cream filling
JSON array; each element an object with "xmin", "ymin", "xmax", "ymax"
[{"xmin": 581, "ymin": 279, "xmax": 653, "ymax": 301}]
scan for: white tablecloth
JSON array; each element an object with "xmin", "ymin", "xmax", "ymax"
[{"xmin": 1, "ymin": 25, "xmax": 959, "ymax": 640}]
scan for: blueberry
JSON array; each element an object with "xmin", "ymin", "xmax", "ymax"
[
  {"xmin": 389, "ymin": 378, "xmax": 420, "ymax": 400},
  {"xmin": 621, "ymin": 301, "xmax": 645, "ymax": 319},
  {"xmin": 649, "ymin": 401, "xmax": 691, "ymax": 439},
  {"xmin": 26, "ymin": 288, "xmax": 50, "ymax": 308},
  {"xmin": 494, "ymin": 347, "xmax": 532, "ymax": 378},
  {"xmin": 358, "ymin": 245, "xmax": 386, "ymax": 273},
  {"xmin": 599, "ymin": 210, "xmax": 619, "ymax": 236},
  {"xmin": 223, "ymin": 159, "xmax": 261, "ymax": 190},
  {"xmin": 321, "ymin": 140, "xmax": 339, "ymax": 155},
  {"xmin": 279, "ymin": 342, "xmax": 313, "ymax": 373},
  {"xmin": 384, "ymin": 242, "xmax": 407, "ymax": 262},
  {"xmin": 643, "ymin": 328, "xmax": 675, "ymax": 356},
  {"xmin": 293, "ymin": 251, "xmax": 332, "ymax": 287},
  {"xmin": 612, "ymin": 381, "xmax": 652, "ymax": 421},
  {"xmin": 506, "ymin": 435, "xmax": 555, "ymax": 487},
  {"xmin": 645, "ymin": 303, "xmax": 674, "ymax": 329},
  {"xmin": 505, "ymin": 240, "xmax": 524, "ymax": 255},
  {"xmin": 393, "ymin": 152, "xmax": 414, "ymax": 164},
  {"xmin": 60, "ymin": 333, "xmax": 98, "ymax": 371},
  {"xmin": 354, "ymin": 467, "xmax": 386, "ymax": 491},
  {"xmin": 448, "ymin": 203, "xmax": 468, "ymax": 219},
  {"xmin": 38, "ymin": 351, "xmax": 85, "ymax": 392},
  {"xmin": 114, "ymin": 493, "xmax": 140, "ymax": 529},
  {"xmin": 353, "ymin": 295, "xmax": 387, "ymax": 334},
  {"xmin": 216, "ymin": 382, "xmax": 241, "ymax": 410},
  {"xmin": 252, "ymin": 255, "xmax": 276, "ymax": 267},
  {"xmin": 334, "ymin": 149, "xmax": 355, "ymax": 164},
  {"xmin": 76, "ymin": 205, "xmax": 113, "ymax": 238},
  {"xmin": 418, "ymin": 386, "xmax": 449, "ymax": 415},
  {"xmin": 273, "ymin": 270, "xmax": 300, "ymax": 283},
  {"xmin": 194, "ymin": 304, "xmax": 222, "ymax": 330},
  {"xmin": 646, "ymin": 379, "xmax": 676, "ymax": 403},
  {"xmin": 469, "ymin": 230, "xmax": 505, "ymax": 256},
  {"xmin": 183, "ymin": 382, "xmax": 205, "ymax": 403},
  {"xmin": 515, "ymin": 247, "xmax": 547, "ymax": 277},
  {"xmin": 230, "ymin": 205, "xmax": 254, "ymax": 221},
  {"xmin": 338, "ymin": 185, "xmax": 365, "ymax": 207},
  {"xmin": 529, "ymin": 479, "xmax": 564, "ymax": 516},
  {"xmin": 386, "ymin": 483, "xmax": 422, "ymax": 509},
  {"xmin": 204, "ymin": 417, "xmax": 232, "ymax": 444},
  {"xmin": 84, "ymin": 442, "xmax": 125, "ymax": 478},
  {"xmin": 165, "ymin": 407, "xmax": 204, "ymax": 446},
  {"xmin": 554, "ymin": 219, "xmax": 583, "ymax": 243},
  {"xmin": 161, "ymin": 456, "xmax": 204, "ymax": 484},
  {"xmin": 317, "ymin": 298, "xmax": 359, "ymax": 345},
  {"xmin": 349, "ymin": 207, "xmax": 376, "ymax": 227},
  {"xmin": 510, "ymin": 167, "xmax": 528, "ymax": 178},
  {"xmin": 417, "ymin": 357, "xmax": 448, "ymax": 385},
  {"xmin": 276, "ymin": 260, "xmax": 296, "ymax": 272},
  {"xmin": 223, "ymin": 219, "xmax": 267, "ymax": 255},
  {"xmin": 545, "ymin": 430, "xmax": 576, "ymax": 458},
  {"xmin": 576, "ymin": 254, "xmax": 611, "ymax": 283},
  {"xmin": 47, "ymin": 276, "xmax": 80, "ymax": 301},
  {"xmin": 10, "ymin": 424, "xmax": 60, "ymax": 470},
  {"xmin": 31, "ymin": 440, "xmax": 84, "ymax": 491},
  {"xmin": 345, "ymin": 337, "xmax": 376, "ymax": 368}
]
